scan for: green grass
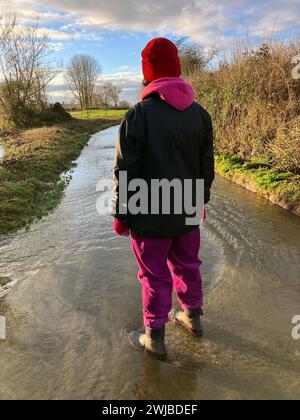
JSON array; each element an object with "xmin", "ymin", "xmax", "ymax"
[
  {"xmin": 215, "ymin": 154, "xmax": 300, "ymax": 214},
  {"xmin": 0, "ymin": 117, "xmax": 122, "ymax": 234},
  {"xmin": 71, "ymin": 109, "xmax": 128, "ymax": 120}
]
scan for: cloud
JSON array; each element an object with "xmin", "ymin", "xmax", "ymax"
[
  {"xmin": 102, "ymin": 70, "xmax": 141, "ymax": 81},
  {"xmin": 6, "ymin": 0, "xmax": 299, "ymax": 47},
  {"xmin": 41, "ymin": 26, "xmax": 102, "ymax": 40},
  {"xmin": 1, "ymin": 1, "xmax": 300, "ymax": 48},
  {"xmin": 15, "ymin": 25, "xmax": 78, "ymax": 40},
  {"xmin": 49, "ymin": 41, "xmax": 66, "ymax": 51},
  {"xmin": 47, "ymin": 70, "xmax": 141, "ymax": 105},
  {"xmin": 5, "ymin": 0, "xmax": 299, "ymax": 104},
  {"xmin": 117, "ymin": 65, "xmax": 138, "ymax": 71},
  {"xmin": 250, "ymin": 8, "xmax": 300, "ymax": 37},
  {"xmin": 0, "ymin": 1, "xmax": 102, "ymax": 41},
  {"xmin": 102, "ymin": 69, "xmax": 142, "ymax": 103},
  {"xmin": 12, "ymin": 24, "xmax": 102, "ymax": 41}
]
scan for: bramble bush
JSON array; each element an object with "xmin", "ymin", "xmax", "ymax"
[{"xmin": 189, "ymin": 41, "xmax": 300, "ymax": 174}]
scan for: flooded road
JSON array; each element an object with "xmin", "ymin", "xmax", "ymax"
[{"xmin": 0, "ymin": 125, "xmax": 300, "ymax": 400}]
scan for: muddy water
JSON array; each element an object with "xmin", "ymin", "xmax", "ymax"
[{"xmin": 0, "ymin": 125, "xmax": 300, "ymax": 400}]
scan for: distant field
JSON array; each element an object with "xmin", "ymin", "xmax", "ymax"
[{"xmin": 71, "ymin": 109, "xmax": 128, "ymax": 120}]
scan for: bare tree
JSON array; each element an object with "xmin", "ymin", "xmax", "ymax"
[
  {"xmin": 175, "ymin": 38, "xmax": 217, "ymax": 76},
  {"xmin": 0, "ymin": 14, "xmax": 60, "ymax": 126},
  {"xmin": 0, "ymin": 14, "xmax": 14, "ymax": 43},
  {"xmin": 100, "ymin": 82, "xmax": 113, "ymax": 109},
  {"xmin": 110, "ymin": 84, "xmax": 121, "ymax": 108},
  {"xmin": 65, "ymin": 54, "xmax": 102, "ymax": 109},
  {"xmin": 99, "ymin": 81, "xmax": 121, "ymax": 108}
]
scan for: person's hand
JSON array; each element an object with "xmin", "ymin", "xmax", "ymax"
[
  {"xmin": 114, "ymin": 219, "xmax": 130, "ymax": 237},
  {"xmin": 201, "ymin": 208, "xmax": 207, "ymax": 223}
]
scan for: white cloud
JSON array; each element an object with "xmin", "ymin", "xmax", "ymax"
[
  {"xmin": 49, "ymin": 41, "xmax": 65, "ymax": 51},
  {"xmin": 117, "ymin": 65, "xmax": 138, "ymax": 71},
  {"xmin": 251, "ymin": 8, "xmax": 300, "ymax": 37},
  {"xmin": 12, "ymin": 23, "xmax": 102, "ymax": 41},
  {"xmin": 0, "ymin": 1, "xmax": 102, "ymax": 41},
  {"xmin": 47, "ymin": 69, "xmax": 141, "ymax": 105},
  {"xmin": 102, "ymin": 69, "xmax": 142, "ymax": 103},
  {"xmin": 5, "ymin": 0, "xmax": 297, "ymax": 47},
  {"xmin": 44, "ymin": 27, "xmax": 102, "ymax": 40},
  {"xmin": 5, "ymin": 0, "xmax": 298, "ymax": 104},
  {"xmin": 1, "ymin": 0, "xmax": 299, "ymax": 47},
  {"xmin": 102, "ymin": 71, "xmax": 141, "ymax": 81}
]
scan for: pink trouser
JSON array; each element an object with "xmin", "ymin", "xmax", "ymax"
[{"xmin": 131, "ymin": 228, "xmax": 203, "ymax": 330}]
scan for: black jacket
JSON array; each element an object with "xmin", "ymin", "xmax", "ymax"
[{"xmin": 112, "ymin": 96, "xmax": 215, "ymax": 238}]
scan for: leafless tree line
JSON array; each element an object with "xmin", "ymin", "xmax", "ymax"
[
  {"xmin": 65, "ymin": 54, "xmax": 101, "ymax": 109},
  {"xmin": 0, "ymin": 14, "xmax": 124, "ymax": 128},
  {"xmin": 65, "ymin": 55, "xmax": 122, "ymax": 110},
  {"xmin": 0, "ymin": 14, "xmax": 59, "ymax": 127}
]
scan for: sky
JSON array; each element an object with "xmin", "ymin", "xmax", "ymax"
[{"xmin": 0, "ymin": 0, "xmax": 299, "ymax": 105}]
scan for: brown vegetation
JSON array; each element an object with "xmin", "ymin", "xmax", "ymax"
[{"xmin": 189, "ymin": 40, "xmax": 300, "ymax": 175}]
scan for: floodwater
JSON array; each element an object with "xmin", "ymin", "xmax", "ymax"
[{"xmin": 0, "ymin": 125, "xmax": 300, "ymax": 400}]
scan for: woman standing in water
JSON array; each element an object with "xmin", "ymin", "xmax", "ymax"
[{"xmin": 112, "ymin": 38, "xmax": 215, "ymax": 357}]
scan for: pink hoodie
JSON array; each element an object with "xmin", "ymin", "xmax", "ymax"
[{"xmin": 141, "ymin": 77, "xmax": 195, "ymax": 111}]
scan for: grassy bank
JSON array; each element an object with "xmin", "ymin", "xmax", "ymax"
[
  {"xmin": 0, "ymin": 115, "xmax": 122, "ymax": 234},
  {"xmin": 215, "ymin": 154, "xmax": 300, "ymax": 216},
  {"xmin": 71, "ymin": 109, "xmax": 127, "ymax": 120},
  {"xmin": 188, "ymin": 40, "xmax": 300, "ymax": 215}
]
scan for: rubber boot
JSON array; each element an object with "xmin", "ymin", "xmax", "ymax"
[
  {"xmin": 169, "ymin": 308, "xmax": 203, "ymax": 336},
  {"xmin": 128, "ymin": 326, "xmax": 167, "ymax": 358}
]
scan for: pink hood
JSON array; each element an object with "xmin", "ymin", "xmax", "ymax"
[{"xmin": 141, "ymin": 77, "xmax": 195, "ymax": 111}]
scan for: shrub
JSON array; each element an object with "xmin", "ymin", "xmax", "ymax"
[
  {"xmin": 268, "ymin": 116, "xmax": 300, "ymax": 174},
  {"xmin": 189, "ymin": 39, "xmax": 300, "ymax": 174},
  {"xmin": 38, "ymin": 103, "xmax": 72, "ymax": 125}
]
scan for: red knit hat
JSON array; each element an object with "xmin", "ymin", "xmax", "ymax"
[{"xmin": 142, "ymin": 38, "xmax": 181, "ymax": 82}]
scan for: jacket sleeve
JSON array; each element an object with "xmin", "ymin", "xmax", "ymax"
[
  {"xmin": 111, "ymin": 104, "xmax": 147, "ymax": 220},
  {"xmin": 202, "ymin": 112, "xmax": 215, "ymax": 204}
]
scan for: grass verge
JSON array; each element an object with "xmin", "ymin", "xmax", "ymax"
[
  {"xmin": 215, "ymin": 155, "xmax": 300, "ymax": 216},
  {"xmin": 71, "ymin": 109, "xmax": 127, "ymax": 120},
  {"xmin": 0, "ymin": 116, "xmax": 121, "ymax": 234}
]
